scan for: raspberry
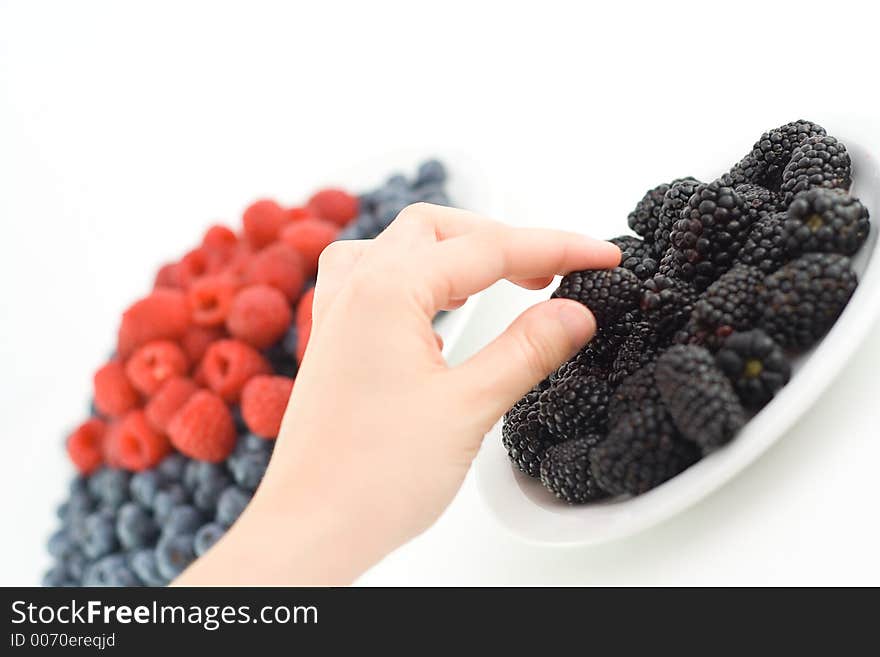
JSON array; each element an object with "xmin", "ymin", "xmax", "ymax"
[
  {"xmin": 93, "ymin": 361, "xmax": 140, "ymax": 418},
  {"xmin": 114, "ymin": 410, "xmax": 171, "ymax": 472},
  {"xmin": 202, "ymin": 224, "xmax": 238, "ymax": 251},
  {"xmin": 200, "ymin": 339, "xmax": 271, "ymax": 403},
  {"xmin": 241, "ymin": 375, "xmax": 295, "ymax": 438},
  {"xmin": 186, "ymin": 275, "xmax": 239, "ymax": 327},
  {"xmin": 295, "ymin": 320, "xmax": 310, "ymax": 364},
  {"xmin": 117, "ymin": 289, "xmax": 190, "ymax": 359},
  {"xmin": 180, "ymin": 324, "xmax": 225, "ymax": 363},
  {"xmin": 245, "ymin": 242, "xmax": 305, "ymax": 302},
  {"xmin": 296, "ymin": 287, "xmax": 315, "ymax": 330},
  {"xmin": 226, "ymin": 284, "xmax": 292, "ymax": 349},
  {"xmin": 177, "ymin": 248, "xmax": 211, "ymax": 288},
  {"xmin": 144, "ymin": 376, "xmax": 199, "ymax": 433},
  {"xmin": 242, "ymin": 199, "xmax": 286, "ymax": 249},
  {"xmin": 280, "ymin": 219, "xmax": 338, "ymax": 277},
  {"xmin": 67, "ymin": 418, "xmax": 107, "ymax": 474},
  {"xmin": 284, "ymin": 206, "xmax": 314, "ymax": 223},
  {"xmin": 154, "ymin": 262, "xmax": 183, "ymax": 290},
  {"xmin": 102, "ymin": 422, "xmax": 124, "ymax": 468},
  {"xmin": 168, "ymin": 390, "xmax": 237, "ymax": 462},
  {"xmin": 306, "ymin": 188, "xmax": 359, "ymax": 227},
  {"xmin": 124, "ymin": 340, "xmax": 189, "ymax": 396},
  {"xmin": 220, "ymin": 244, "xmax": 255, "ymax": 283}
]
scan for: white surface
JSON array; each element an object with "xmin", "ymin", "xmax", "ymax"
[
  {"xmin": 476, "ymin": 142, "xmax": 880, "ymax": 545},
  {"xmin": 2, "ymin": 0, "xmax": 880, "ymax": 585}
]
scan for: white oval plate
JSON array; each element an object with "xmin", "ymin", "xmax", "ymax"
[{"xmin": 475, "ymin": 139, "xmax": 880, "ymax": 546}]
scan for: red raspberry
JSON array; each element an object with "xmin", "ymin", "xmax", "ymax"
[
  {"xmin": 168, "ymin": 390, "xmax": 236, "ymax": 462},
  {"xmin": 226, "ymin": 284, "xmax": 292, "ymax": 349},
  {"xmin": 245, "ymin": 243, "xmax": 305, "ymax": 302},
  {"xmin": 202, "ymin": 224, "xmax": 238, "ymax": 251},
  {"xmin": 242, "ymin": 199, "xmax": 285, "ymax": 249},
  {"xmin": 295, "ymin": 319, "xmax": 310, "ymax": 364},
  {"xmin": 284, "ymin": 206, "xmax": 314, "ymax": 223},
  {"xmin": 181, "ymin": 324, "xmax": 225, "ymax": 363},
  {"xmin": 296, "ymin": 287, "xmax": 315, "ymax": 330},
  {"xmin": 66, "ymin": 418, "xmax": 107, "ymax": 474},
  {"xmin": 177, "ymin": 247, "xmax": 210, "ymax": 288},
  {"xmin": 241, "ymin": 375, "xmax": 294, "ymax": 439},
  {"xmin": 200, "ymin": 339, "xmax": 271, "ymax": 403},
  {"xmin": 145, "ymin": 376, "xmax": 199, "ymax": 433},
  {"xmin": 306, "ymin": 188, "xmax": 359, "ymax": 227},
  {"xmin": 154, "ymin": 262, "xmax": 183, "ymax": 290},
  {"xmin": 115, "ymin": 410, "xmax": 171, "ymax": 471},
  {"xmin": 125, "ymin": 340, "xmax": 189, "ymax": 396},
  {"xmin": 117, "ymin": 289, "xmax": 190, "ymax": 359},
  {"xmin": 94, "ymin": 361, "xmax": 140, "ymax": 417},
  {"xmin": 102, "ymin": 421, "xmax": 125, "ymax": 468},
  {"xmin": 186, "ymin": 274, "xmax": 239, "ymax": 327},
  {"xmin": 221, "ymin": 244, "xmax": 255, "ymax": 284},
  {"xmin": 279, "ymin": 219, "xmax": 338, "ymax": 277}
]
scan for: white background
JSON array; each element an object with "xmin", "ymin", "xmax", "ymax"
[{"xmin": 2, "ymin": 0, "xmax": 879, "ymax": 585}]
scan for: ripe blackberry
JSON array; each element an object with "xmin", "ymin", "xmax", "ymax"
[
  {"xmin": 608, "ymin": 362, "xmax": 662, "ymax": 425},
  {"xmin": 628, "ymin": 181, "xmax": 672, "ymax": 242},
  {"xmin": 780, "ymin": 135, "xmax": 852, "ymax": 206},
  {"xmin": 591, "ymin": 403, "xmax": 700, "ymax": 496},
  {"xmin": 655, "ymin": 345, "xmax": 746, "ymax": 452},
  {"xmin": 716, "ymin": 330, "xmax": 791, "ymax": 409},
  {"xmin": 688, "ymin": 264, "xmax": 764, "ymax": 349},
  {"xmin": 501, "ymin": 387, "xmax": 555, "ymax": 478},
  {"xmin": 609, "ymin": 323, "xmax": 660, "ymax": 386},
  {"xmin": 758, "ymin": 253, "xmax": 857, "ymax": 350},
  {"xmin": 784, "ymin": 188, "xmax": 870, "ymax": 257},
  {"xmin": 539, "ymin": 373, "xmax": 611, "ymax": 442},
  {"xmin": 552, "ymin": 267, "xmax": 641, "ymax": 328},
  {"xmin": 653, "ymin": 177, "xmax": 701, "ymax": 256},
  {"xmin": 737, "ymin": 212, "xmax": 789, "ymax": 274},
  {"xmin": 539, "ymin": 437, "xmax": 607, "ymax": 504},
  {"xmin": 662, "ymin": 180, "xmax": 754, "ymax": 290},
  {"xmin": 609, "ymin": 235, "xmax": 658, "ymax": 280},
  {"xmin": 640, "ymin": 274, "xmax": 697, "ymax": 336},
  {"xmin": 736, "ymin": 183, "xmax": 779, "ymax": 224},
  {"xmin": 734, "ymin": 120, "xmax": 827, "ymax": 190}
]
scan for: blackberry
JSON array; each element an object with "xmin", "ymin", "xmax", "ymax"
[
  {"xmin": 552, "ymin": 267, "xmax": 641, "ymax": 328},
  {"xmin": 539, "ymin": 437, "xmax": 607, "ymax": 504},
  {"xmin": 716, "ymin": 330, "xmax": 791, "ymax": 408},
  {"xmin": 609, "ymin": 235, "xmax": 658, "ymax": 280},
  {"xmin": 501, "ymin": 388, "xmax": 556, "ymax": 478},
  {"xmin": 655, "ymin": 345, "xmax": 746, "ymax": 452},
  {"xmin": 539, "ymin": 374, "xmax": 611, "ymax": 442},
  {"xmin": 780, "ymin": 135, "xmax": 852, "ymax": 206},
  {"xmin": 640, "ymin": 274, "xmax": 696, "ymax": 336},
  {"xmin": 734, "ymin": 120, "xmax": 827, "ymax": 190},
  {"xmin": 653, "ymin": 177, "xmax": 701, "ymax": 256},
  {"xmin": 661, "ymin": 180, "xmax": 754, "ymax": 290},
  {"xmin": 758, "ymin": 253, "xmax": 857, "ymax": 350},
  {"xmin": 608, "ymin": 362, "xmax": 663, "ymax": 425},
  {"xmin": 737, "ymin": 212, "xmax": 789, "ymax": 274},
  {"xmin": 627, "ymin": 181, "xmax": 671, "ymax": 242},
  {"xmin": 609, "ymin": 322, "xmax": 660, "ymax": 386},
  {"xmin": 688, "ymin": 264, "xmax": 764, "ymax": 349},
  {"xmin": 736, "ymin": 183, "xmax": 779, "ymax": 224},
  {"xmin": 591, "ymin": 403, "xmax": 700, "ymax": 496},
  {"xmin": 784, "ymin": 188, "xmax": 870, "ymax": 257}
]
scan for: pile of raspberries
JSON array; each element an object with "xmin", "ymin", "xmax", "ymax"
[
  {"xmin": 44, "ymin": 160, "xmax": 449, "ymax": 586},
  {"xmin": 504, "ymin": 121, "xmax": 869, "ymax": 503}
]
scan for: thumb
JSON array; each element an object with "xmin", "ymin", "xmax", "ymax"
[{"xmin": 456, "ymin": 298, "xmax": 596, "ymax": 421}]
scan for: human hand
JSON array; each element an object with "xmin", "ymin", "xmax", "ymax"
[{"xmin": 175, "ymin": 203, "xmax": 619, "ymax": 585}]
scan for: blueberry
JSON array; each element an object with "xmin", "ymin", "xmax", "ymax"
[
  {"xmin": 194, "ymin": 522, "xmax": 226, "ymax": 557},
  {"xmin": 48, "ymin": 529, "xmax": 77, "ymax": 560},
  {"xmin": 376, "ymin": 199, "xmax": 410, "ymax": 228},
  {"xmin": 130, "ymin": 549, "xmax": 168, "ymax": 586},
  {"xmin": 56, "ymin": 502, "xmax": 69, "ymax": 521},
  {"xmin": 66, "ymin": 551, "xmax": 87, "ymax": 581},
  {"xmin": 65, "ymin": 488, "xmax": 95, "ymax": 520},
  {"xmin": 229, "ymin": 406, "xmax": 248, "ymax": 435},
  {"xmin": 82, "ymin": 553, "xmax": 140, "ymax": 587},
  {"xmin": 385, "ymin": 173, "xmax": 409, "ymax": 189},
  {"xmin": 187, "ymin": 463, "xmax": 231, "ymax": 512},
  {"xmin": 89, "ymin": 398, "xmax": 102, "ymax": 419},
  {"xmin": 130, "ymin": 470, "xmax": 162, "ymax": 508},
  {"xmin": 161, "ymin": 505, "xmax": 203, "ymax": 539},
  {"xmin": 158, "ymin": 453, "xmax": 188, "ymax": 481},
  {"xmin": 281, "ymin": 325, "xmax": 299, "ymax": 357},
  {"xmin": 234, "ymin": 432, "xmax": 272, "ymax": 455},
  {"xmin": 88, "ymin": 468, "xmax": 131, "ymax": 509},
  {"xmin": 229, "ymin": 451, "xmax": 270, "ymax": 491},
  {"xmin": 42, "ymin": 564, "xmax": 75, "ymax": 587},
  {"xmin": 415, "ymin": 159, "xmax": 447, "ymax": 186},
  {"xmin": 216, "ymin": 486, "xmax": 252, "ymax": 527},
  {"xmin": 70, "ymin": 475, "xmax": 89, "ymax": 495},
  {"xmin": 184, "ymin": 461, "xmax": 227, "ymax": 492},
  {"xmin": 420, "ymin": 191, "xmax": 450, "ymax": 206},
  {"xmin": 81, "ymin": 510, "xmax": 119, "ymax": 559},
  {"xmin": 156, "ymin": 534, "xmax": 196, "ymax": 580},
  {"xmin": 116, "ymin": 503, "xmax": 158, "ymax": 550},
  {"xmin": 153, "ymin": 484, "xmax": 188, "ymax": 523},
  {"xmin": 263, "ymin": 342, "xmax": 298, "ymax": 378},
  {"xmin": 193, "ymin": 476, "xmax": 230, "ymax": 513}
]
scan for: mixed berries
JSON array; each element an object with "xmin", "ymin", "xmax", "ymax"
[{"xmin": 45, "ymin": 159, "xmax": 451, "ymax": 586}]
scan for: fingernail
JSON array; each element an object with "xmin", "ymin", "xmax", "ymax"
[{"xmin": 555, "ymin": 301, "xmax": 596, "ymax": 350}]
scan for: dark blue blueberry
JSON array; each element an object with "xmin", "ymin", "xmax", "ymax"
[
  {"xmin": 194, "ymin": 522, "xmax": 226, "ymax": 557},
  {"xmin": 193, "ymin": 475, "xmax": 230, "ymax": 513},
  {"xmin": 88, "ymin": 468, "xmax": 131, "ymax": 510},
  {"xmin": 419, "ymin": 191, "xmax": 450, "ymax": 206},
  {"xmin": 234, "ymin": 432, "xmax": 273, "ymax": 455},
  {"xmin": 281, "ymin": 325, "xmax": 299, "ymax": 357},
  {"xmin": 229, "ymin": 451, "xmax": 270, "ymax": 491},
  {"xmin": 156, "ymin": 534, "xmax": 196, "ymax": 580},
  {"xmin": 130, "ymin": 549, "xmax": 168, "ymax": 586},
  {"xmin": 129, "ymin": 470, "xmax": 162, "ymax": 508},
  {"xmin": 82, "ymin": 553, "xmax": 139, "ymax": 587},
  {"xmin": 385, "ymin": 173, "xmax": 409, "ymax": 189},
  {"xmin": 184, "ymin": 461, "xmax": 228, "ymax": 492},
  {"xmin": 153, "ymin": 484, "xmax": 188, "ymax": 523},
  {"xmin": 157, "ymin": 453, "xmax": 188, "ymax": 482},
  {"xmin": 359, "ymin": 190, "xmax": 378, "ymax": 212},
  {"xmin": 116, "ymin": 503, "xmax": 158, "ymax": 550},
  {"xmin": 42, "ymin": 564, "xmax": 76, "ymax": 587},
  {"xmin": 70, "ymin": 475, "xmax": 89, "ymax": 495},
  {"xmin": 56, "ymin": 502, "xmax": 69, "ymax": 521},
  {"xmin": 89, "ymin": 398, "xmax": 103, "ymax": 419},
  {"xmin": 65, "ymin": 487, "xmax": 95, "ymax": 520},
  {"xmin": 415, "ymin": 159, "xmax": 447, "ymax": 186},
  {"xmin": 161, "ymin": 505, "xmax": 203, "ymax": 539},
  {"xmin": 81, "ymin": 510, "xmax": 119, "ymax": 559},
  {"xmin": 66, "ymin": 551, "xmax": 87, "ymax": 581},
  {"xmin": 376, "ymin": 199, "xmax": 410, "ymax": 228},
  {"xmin": 216, "ymin": 486, "xmax": 252, "ymax": 527},
  {"xmin": 230, "ymin": 406, "xmax": 248, "ymax": 435},
  {"xmin": 48, "ymin": 529, "xmax": 77, "ymax": 560},
  {"xmin": 263, "ymin": 341, "xmax": 298, "ymax": 379}
]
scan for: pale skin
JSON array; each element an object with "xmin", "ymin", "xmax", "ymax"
[{"xmin": 174, "ymin": 203, "xmax": 620, "ymax": 585}]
